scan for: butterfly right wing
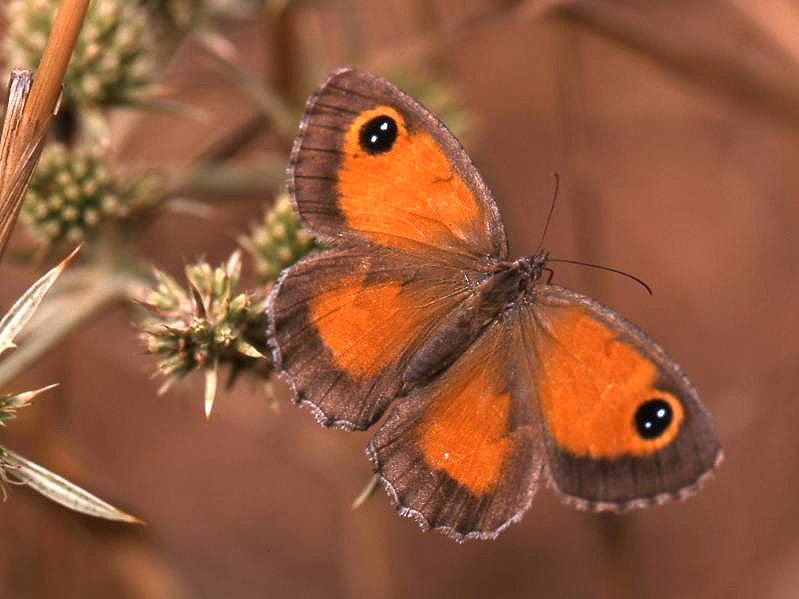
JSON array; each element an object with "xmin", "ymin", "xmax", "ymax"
[
  {"xmin": 268, "ymin": 242, "xmax": 476, "ymax": 431},
  {"xmin": 520, "ymin": 285, "xmax": 722, "ymax": 511}
]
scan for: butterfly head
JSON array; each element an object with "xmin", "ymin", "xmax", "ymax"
[
  {"xmin": 512, "ymin": 250, "xmax": 550, "ymax": 288},
  {"xmin": 485, "ymin": 252, "xmax": 550, "ymax": 311}
]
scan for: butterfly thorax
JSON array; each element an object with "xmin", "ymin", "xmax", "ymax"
[{"xmin": 400, "ymin": 255, "xmax": 540, "ymax": 393}]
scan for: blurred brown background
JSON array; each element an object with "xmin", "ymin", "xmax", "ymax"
[{"xmin": 1, "ymin": 0, "xmax": 799, "ymax": 597}]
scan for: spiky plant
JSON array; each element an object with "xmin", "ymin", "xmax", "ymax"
[
  {"xmin": 0, "ymin": 385, "xmax": 57, "ymax": 428},
  {"xmin": 21, "ymin": 142, "xmax": 164, "ymax": 250},
  {"xmin": 4, "ymin": 0, "xmax": 156, "ymax": 108},
  {"xmin": 0, "ymin": 250, "xmax": 139, "ymax": 522},
  {"xmin": 139, "ymin": 251, "xmax": 272, "ymax": 417}
]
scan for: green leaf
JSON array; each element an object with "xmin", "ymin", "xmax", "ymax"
[
  {"xmin": 0, "ymin": 446, "xmax": 142, "ymax": 524},
  {"xmin": 0, "ymin": 246, "xmax": 79, "ymax": 355}
]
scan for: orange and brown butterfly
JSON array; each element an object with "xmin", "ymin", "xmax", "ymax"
[{"xmin": 267, "ymin": 68, "xmax": 722, "ymax": 541}]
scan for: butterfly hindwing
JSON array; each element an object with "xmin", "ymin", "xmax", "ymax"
[
  {"xmin": 521, "ymin": 285, "xmax": 722, "ymax": 511},
  {"xmin": 289, "ymin": 68, "xmax": 507, "ymax": 259},
  {"xmin": 367, "ymin": 307, "xmax": 542, "ymax": 541}
]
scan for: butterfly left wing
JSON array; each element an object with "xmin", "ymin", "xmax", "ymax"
[
  {"xmin": 276, "ymin": 68, "xmax": 513, "ymax": 429},
  {"xmin": 521, "ymin": 285, "xmax": 722, "ymax": 511},
  {"xmin": 367, "ymin": 307, "xmax": 542, "ymax": 541}
]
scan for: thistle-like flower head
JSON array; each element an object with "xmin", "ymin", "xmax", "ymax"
[
  {"xmin": 22, "ymin": 142, "xmax": 164, "ymax": 249},
  {"xmin": 139, "ymin": 252, "xmax": 272, "ymax": 416},
  {"xmin": 4, "ymin": 0, "xmax": 155, "ymax": 107}
]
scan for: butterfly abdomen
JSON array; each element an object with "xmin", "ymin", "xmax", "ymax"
[{"xmin": 402, "ymin": 265, "xmax": 528, "ymax": 391}]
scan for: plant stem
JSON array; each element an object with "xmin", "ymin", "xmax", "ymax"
[
  {"xmin": 546, "ymin": 0, "xmax": 799, "ymax": 130},
  {"xmin": 17, "ymin": 0, "xmax": 90, "ymax": 152},
  {"xmin": 0, "ymin": 0, "xmax": 90, "ymax": 261}
]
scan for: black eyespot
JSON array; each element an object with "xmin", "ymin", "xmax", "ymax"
[
  {"xmin": 634, "ymin": 398, "xmax": 673, "ymax": 439},
  {"xmin": 358, "ymin": 115, "xmax": 398, "ymax": 154}
]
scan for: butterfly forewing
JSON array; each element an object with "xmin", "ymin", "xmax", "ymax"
[{"xmin": 288, "ymin": 68, "xmax": 507, "ymax": 260}]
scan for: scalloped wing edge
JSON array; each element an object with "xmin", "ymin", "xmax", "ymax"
[
  {"xmin": 364, "ymin": 440, "xmax": 538, "ymax": 543},
  {"xmin": 547, "ymin": 449, "xmax": 724, "ymax": 513}
]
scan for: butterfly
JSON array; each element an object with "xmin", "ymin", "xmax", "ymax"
[{"xmin": 267, "ymin": 68, "xmax": 722, "ymax": 541}]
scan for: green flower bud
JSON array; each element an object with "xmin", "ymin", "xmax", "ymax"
[
  {"xmin": 22, "ymin": 143, "xmax": 165, "ymax": 249},
  {"xmin": 240, "ymin": 194, "xmax": 318, "ymax": 283},
  {"xmin": 4, "ymin": 0, "xmax": 156, "ymax": 108}
]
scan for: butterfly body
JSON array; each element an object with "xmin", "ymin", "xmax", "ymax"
[
  {"xmin": 268, "ymin": 68, "xmax": 721, "ymax": 541},
  {"xmin": 402, "ymin": 255, "xmax": 539, "ymax": 390}
]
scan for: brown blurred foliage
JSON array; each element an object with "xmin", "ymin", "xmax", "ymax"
[{"xmin": 1, "ymin": 0, "xmax": 798, "ymax": 597}]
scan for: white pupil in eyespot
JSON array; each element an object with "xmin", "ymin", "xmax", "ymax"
[
  {"xmin": 643, "ymin": 408, "xmax": 668, "ymax": 430},
  {"xmin": 369, "ymin": 122, "xmax": 389, "ymax": 144}
]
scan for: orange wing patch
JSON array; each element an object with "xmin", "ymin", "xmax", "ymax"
[
  {"xmin": 308, "ymin": 273, "xmax": 447, "ymax": 380},
  {"xmin": 417, "ymin": 372, "xmax": 511, "ymax": 494},
  {"xmin": 533, "ymin": 306, "xmax": 684, "ymax": 458},
  {"xmin": 337, "ymin": 106, "xmax": 489, "ymax": 254},
  {"xmin": 413, "ymin": 344, "xmax": 513, "ymax": 494}
]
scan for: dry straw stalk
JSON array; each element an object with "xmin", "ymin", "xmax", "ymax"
[{"xmin": 0, "ymin": 0, "xmax": 90, "ymax": 259}]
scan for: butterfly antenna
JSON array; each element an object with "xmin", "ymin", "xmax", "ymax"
[
  {"xmin": 534, "ymin": 173, "xmax": 559, "ymax": 256},
  {"xmin": 546, "ymin": 257, "xmax": 653, "ymax": 295}
]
